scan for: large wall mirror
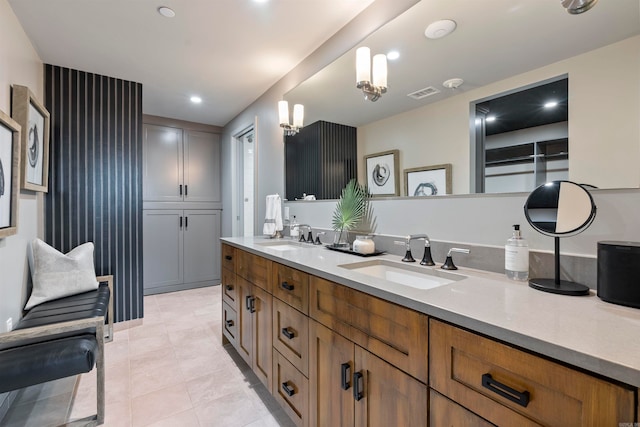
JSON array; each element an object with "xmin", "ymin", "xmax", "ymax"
[{"xmin": 285, "ymin": 0, "xmax": 640, "ymax": 198}]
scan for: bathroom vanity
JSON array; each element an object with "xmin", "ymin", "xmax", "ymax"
[{"xmin": 220, "ymin": 237, "xmax": 639, "ymax": 426}]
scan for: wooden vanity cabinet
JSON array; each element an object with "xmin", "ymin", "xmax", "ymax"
[
  {"xmin": 309, "ymin": 320, "xmax": 427, "ymax": 427},
  {"xmin": 429, "ymin": 319, "xmax": 636, "ymax": 426},
  {"xmin": 221, "ymin": 244, "xmax": 273, "ymax": 393}
]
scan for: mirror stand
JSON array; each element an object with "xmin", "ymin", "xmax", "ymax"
[{"xmin": 529, "ymin": 236, "xmax": 589, "ymax": 296}]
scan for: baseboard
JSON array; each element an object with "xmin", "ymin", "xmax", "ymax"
[{"xmin": 143, "ymin": 280, "xmax": 220, "ymax": 296}]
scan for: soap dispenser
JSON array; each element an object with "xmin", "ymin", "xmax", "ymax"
[
  {"xmin": 505, "ymin": 224, "xmax": 529, "ymax": 281},
  {"xmin": 290, "ymin": 216, "xmax": 299, "ymax": 239}
]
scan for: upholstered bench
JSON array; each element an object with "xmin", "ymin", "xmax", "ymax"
[{"xmin": 0, "ymin": 275, "xmax": 113, "ymax": 426}]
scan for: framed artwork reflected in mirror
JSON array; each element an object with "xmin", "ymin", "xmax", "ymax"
[
  {"xmin": 12, "ymin": 84, "xmax": 50, "ymax": 192},
  {"xmin": 404, "ymin": 164, "xmax": 452, "ymax": 196},
  {"xmin": 365, "ymin": 149, "xmax": 399, "ymax": 196}
]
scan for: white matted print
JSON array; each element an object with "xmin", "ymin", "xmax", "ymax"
[
  {"xmin": 12, "ymin": 84, "xmax": 50, "ymax": 192},
  {"xmin": 0, "ymin": 123, "xmax": 13, "ymax": 228},
  {"xmin": 404, "ymin": 164, "xmax": 452, "ymax": 196},
  {"xmin": 365, "ymin": 149, "xmax": 399, "ymax": 196}
]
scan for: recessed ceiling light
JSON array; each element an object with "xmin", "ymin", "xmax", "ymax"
[
  {"xmin": 544, "ymin": 101, "xmax": 558, "ymax": 108},
  {"xmin": 486, "ymin": 116, "xmax": 496, "ymax": 122},
  {"xmin": 387, "ymin": 51, "xmax": 400, "ymax": 60},
  {"xmin": 158, "ymin": 6, "xmax": 175, "ymax": 18},
  {"xmin": 190, "ymin": 96, "xmax": 202, "ymax": 104},
  {"xmin": 425, "ymin": 19, "xmax": 457, "ymax": 40},
  {"xmin": 253, "ymin": 0, "xmax": 269, "ymax": 3}
]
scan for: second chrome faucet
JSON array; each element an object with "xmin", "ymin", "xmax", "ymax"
[{"xmin": 399, "ymin": 234, "xmax": 435, "ymax": 266}]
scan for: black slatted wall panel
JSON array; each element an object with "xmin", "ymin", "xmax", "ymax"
[
  {"xmin": 285, "ymin": 120, "xmax": 356, "ymax": 200},
  {"xmin": 44, "ymin": 64, "xmax": 143, "ymax": 322}
]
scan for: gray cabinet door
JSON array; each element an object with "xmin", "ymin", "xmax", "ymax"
[
  {"xmin": 143, "ymin": 210, "xmax": 184, "ymax": 290},
  {"xmin": 183, "ymin": 209, "xmax": 221, "ymax": 284},
  {"xmin": 143, "ymin": 124, "xmax": 183, "ymax": 202},
  {"xmin": 184, "ymin": 130, "xmax": 221, "ymax": 202}
]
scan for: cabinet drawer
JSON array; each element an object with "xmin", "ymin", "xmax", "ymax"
[
  {"xmin": 236, "ymin": 250, "xmax": 272, "ymax": 292},
  {"xmin": 429, "ymin": 319, "xmax": 636, "ymax": 427},
  {"xmin": 273, "ymin": 298, "xmax": 309, "ymax": 377},
  {"xmin": 221, "ymin": 244, "xmax": 235, "ymax": 272},
  {"xmin": 222, "ymin": 301, "xmax": 237, "ymax": 347},
  {"xmin": 221, "ymin": 267, "xmax": 237, "ymax": 308},
  {"xmin": 430, "ymin": 389, "xmax": 495, "ymax": 427},
  {"xmin": 273, "ymin": 349, "xmax": 308, "ymax": 427},
  {"xmin": 309, "ymin": 276, "xmax": 428, "ymax": 383},
  {"xmin": 272, "ymin": 263, "xmax": 309, "ymax": 314}
]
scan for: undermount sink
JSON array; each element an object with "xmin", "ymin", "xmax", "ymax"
[
  {"xmin": 339, "ymin": 259, "xmax": 465, "ymax": 290},
  {"xmin": 255, "ymin": 240, "xmax": 313, "ymax": 251}
]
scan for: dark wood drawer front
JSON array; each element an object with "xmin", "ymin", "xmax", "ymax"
[
  {"xmin": 221, "ymin": 244, "xmax": 235, "ymax": 272},
  {"xmin": 273, "ymin": 298, "xmax": 309, "ymax": 376},
  {"xmin": 429, "ymin": 389, "xmax": 496, "ymax": 427},
  {"xmin": 429, "ymin": 319, "xmax": 636, "ymax": 427},
  {"xmin": 222, "ymin": 301, "xmax": 237, "ymax": 347},
  {"xmin": 236, "ymin": 250, "xmax": 272, "ymax": 292},
  {"xmin": 273, "ymin": 349, "xmax": 308, "ymax": 427},
  {"xmin": 310, "ymin": 276, "xmax": 428, "ymax": 383},
  {"xmin": 221, "ymin": 267, "xmax": 236, "ymax": 308},
  {"xmin": 272, "ymin": 263, "xmax": 309, "ymax": 314}
]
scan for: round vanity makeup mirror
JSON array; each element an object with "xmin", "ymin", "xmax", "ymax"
[{"xmin": 524, "ymin": 180, "xmax": 597, "ymax": 296}]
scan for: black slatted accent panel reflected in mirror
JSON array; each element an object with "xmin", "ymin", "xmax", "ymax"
[
  {"xmin": 44, "ymin": 64, "xmax": 143, "ymax": 322},
  {"xmin": 285, "ymin": 120, "xmax": 357, "ymax": 200}
]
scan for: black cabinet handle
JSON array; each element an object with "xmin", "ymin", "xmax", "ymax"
[
  {"xmin": 185, "ymin": 185, "xmax": 188, "ymax": 196},
  {"xmin": 481, "ymin": 373, "xmax": 530, "ymax": 408},
  {"xmin": 249, "ymin": 296, "xmax": 256, "ymax": 313},
  {"xmin": 281, "ymin": 381, "xmax": 295, "ymax": 397},
  {"xmin": 225, "ymin": 284, "xmax": 233, "ymax": 291},
  {"xmin": 225, "ymin": 319, "xmax": 234, "ymax": 328},
  {"xmin": 179, "ymin": 184, "xmax": 182, "ymax": 196},
  {"xmin": 225, "ymin": 255, "xmax": 233, "ymax": 261},
  {"xmin": 281, "ymin": 282, "xmax": 294, "ymax": 291},
  {"xmin": 353, "ymin": 371, "xmax": 363, "ymax": 401},
  {"xmin": 246, "ymin": 295, "xmax": 252, "ymax": 311},
  {"xmin": 281, "ymin": 327, "xmax": 295, "ymax": 340},
  {"xmin": 341, "ymin": 363, "xmax": 351, "ymax": 390},
  {"xmin": 185, "ymin": 216, "xmax": 188, "ymax": 229},
  {"xmin": 179, "ymin": 216, "xmax": 183, "ymax": 228}
]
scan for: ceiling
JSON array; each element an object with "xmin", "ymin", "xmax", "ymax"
[
  {"xmin": 8, "ymin": 0, "xmax": 376, "ymax": 127},
  {"xmin": 285, "ymin": 0, "xmax": 640, "ymax": 128}
]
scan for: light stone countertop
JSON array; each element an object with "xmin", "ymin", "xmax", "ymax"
[{"xmin": 222, "ymin": 236, "xmax": 640, "ymax": 388}]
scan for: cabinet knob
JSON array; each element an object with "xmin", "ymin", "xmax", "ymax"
[
  {"xmin": 225, "ymin": 255, "xmax": 233, "ymax": 261},
  {"xmin": 225, "ymin": 319, "xmax": 234, "ymax": 328},
  {"xmin": 281, "ymin": 281, "xmax": 294, "ymax": 291},
  {"xmin": 225, "ymin": 284, "xmax": 233, "ymax": 291}
]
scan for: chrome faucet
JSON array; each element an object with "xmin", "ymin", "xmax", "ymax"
[
  {"xmin": 293, "ymin": 224, "xmax": 313, "ymax": 243},
  {"xmin": 441, "ymin": 247, "xmax": 470, "ymax": 270},
  {"xmin": 399, "ymin": 234, "xmax": 433, "ymax": 263}
]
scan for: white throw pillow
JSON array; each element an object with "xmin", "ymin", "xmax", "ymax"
[{"xmin": 25, "ymin": 238, "xmax": 99, "ymax": 310}]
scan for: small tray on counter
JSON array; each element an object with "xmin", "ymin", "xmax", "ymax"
[{"xmin": 324, "ymin": 245, "xmax": 386, "ymax": 257}]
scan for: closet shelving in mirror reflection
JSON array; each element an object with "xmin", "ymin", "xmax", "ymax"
[{"xmin": 283, "ymin": 0, "xmax": 640, "ymax": 199}]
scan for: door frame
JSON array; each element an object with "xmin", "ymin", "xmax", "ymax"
[{"xmin": 231, "ymin": 119, "xmax": 258, "ymax": 237}]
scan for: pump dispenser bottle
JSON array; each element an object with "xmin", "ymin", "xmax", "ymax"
[
  {"xmin": 290, "ymin": 216, "xmax": 299, "ymax": 238},
  {"xmin": 505, "ymin": 224, "xmax": 529, "ymax": 281}
]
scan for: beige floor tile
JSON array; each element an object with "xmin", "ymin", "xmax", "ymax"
[
  {"xmin": 193, "ymin": 390, "xmax": 263, "ymax": 427},
  {"xmin": 103, "ymin": 400, "xmax": 132, "ymax": 427},
  {"xmin": 130, "ymin": 358, "xmax": 185, "ymax": 398},
  {"xmin": 2, "ymin": 392, "xmax": 73, "ymax": 427},
  {"xmin": 185, "ymin": 369, "xmax": 247, "ymax": 407},
  {"xmin": 129, "ymin": 322, "xmax": 168, "ymax": 341},
  {"xmin": 128, "ymin": 333, "xmax": 173, "ymax": 358},
  {"xmin": 131, "ymin": 383, "xmax": 193, "ymax": 427},
  {"xmin": 105, "ymin": 340, "xmax": 131, "ymax": 366},
  {"xmin": 145, "ymin": 409, "xmax": 200, "ymax": 427}
]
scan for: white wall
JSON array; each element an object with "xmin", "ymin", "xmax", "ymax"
[
  {"xmin": 0, "ymin": 0, "xmax": 43, "ymax": 331},
  {"xmin": 357, "ymin": 35, "xmax": 640, "ymax": 195},
  {"xmin": 0, "ymin": 0, "xmax": 43, "ymax": 412},
  {"xmin": 220, "ymin": 0, "xmax": 420, "ymax": 238}
]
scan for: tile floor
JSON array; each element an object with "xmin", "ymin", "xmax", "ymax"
[{"xmin": 1, "ymin": 285, "xmax": 296, "ymax": 427}]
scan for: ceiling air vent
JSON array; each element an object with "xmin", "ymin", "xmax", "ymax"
[{"xmin": 407, "ymin": 86, "xmax": 441, "ymax": 100}]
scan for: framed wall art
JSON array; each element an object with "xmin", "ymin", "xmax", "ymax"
[
  {"xmin": 12, "ymin": 84, "xmax": 50, "ymax": 192},
  {"xmin": 0, "ymin": 109, "xmax": 21, "ymax": 238},
  {"xmin": 404, "ymin": 164, "xmax": 452, "ymax": 196},
  {"xmin": 365, "ymin": 149, "xmax": 399, "ymax": 196}
]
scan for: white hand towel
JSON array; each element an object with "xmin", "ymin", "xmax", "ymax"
[{"xmin": 263, "ymin": 194, "xmax": 283, "ymax": 235}]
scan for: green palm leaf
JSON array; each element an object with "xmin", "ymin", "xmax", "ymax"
[{"xmin": 332, "ymin": 179, "xmax": 368, "ymax": 233}]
